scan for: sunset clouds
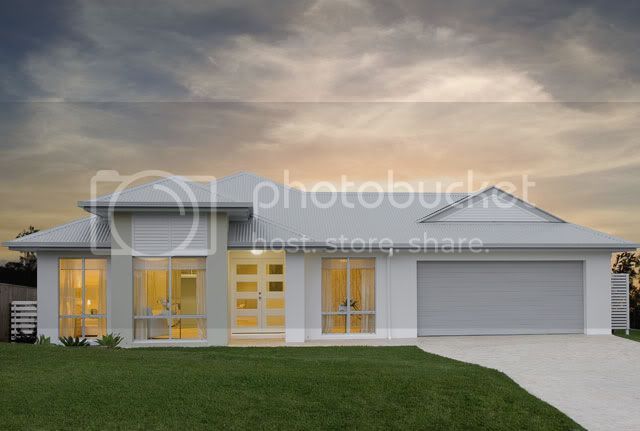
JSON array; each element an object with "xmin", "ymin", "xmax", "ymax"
[{"xmin": 1, "ymin": 0, "xmax": 639, "ymax": 259}]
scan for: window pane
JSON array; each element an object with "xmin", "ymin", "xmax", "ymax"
[
  {"xmin": 59, "ymin": 259, "xmax": 82, "ymax": 316},
  {"xmin": 84, "ymin": 318, "xmax": 106, "ymax": 338},
  {"xmin": 134, "ymin": 318, "xmax": 170, "ymax": 340},
  {"xmin": 236, "ymin": 282, "xmax": 257, "ymax": 292},
  {"xmin": 237, "ymin": 299, "xmax": 257, "ymax": 309},
  {"xmin": 172, "ymin": 318, "xmax": 206, "ymax": 340},
  {"xmin": 322, "ymin": 315, "xmax": 346, "ymax": 334},
  {"xmin": 59, "ymin": 317, "xmax": 82, "ymax": 338},
  {"xmin": 134, "ymin": 258, "xmax": 169, "ymax": 317},
  {"xmin": 350, "ymin": 258, "xmax": 375, "ymax": 312},
  {"xmin": 84, "ymin": 261, "xmax": 107, "ymax": 316},
  {"xmin": 268, "ymin": 264, "xmax": 283, "ymax": 275},
  {"xmin": 268, "ymin": 281, "xmax": 283, "ymax": 292},
  {"xmin": 237, "ymin": 264, "xmax": 257, "ymax": 275},
  {"xmin": 172, "ymin": 258, "xmax": 205, "ymax": 315},
  {"xmin": 321, "ymin": 259, "xmax": 347, "ymax": 314},
  {"xmin": 349, "ymin": 314, "xmax": 375, "ymax": 334},
  {"xmin": 84, "ymin": 259, "xmax": 107, "ymax": 270},
  {"xmin": 60, "ymin": 258, "xmax": 82, "ymax": 270}
]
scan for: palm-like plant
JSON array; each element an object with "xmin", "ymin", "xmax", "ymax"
[
  {"xmin": 58, "ymin": 336, "xmax": 89, "ymax": 347},
  {"xmin": 96, "ymin": 333, "xmax": 124, "ymax": 348}
]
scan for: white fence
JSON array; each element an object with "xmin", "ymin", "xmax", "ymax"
[
  {"xmin": 611, "ymin": 273, "xmax": 630, "ymax": 333},
  {"xmin": 10, "ymin": 301, "xmax": 37, "ymax": 341}
]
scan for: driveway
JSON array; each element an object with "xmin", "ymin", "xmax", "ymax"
[{"xmin": 417, "ymin": 335, "xmax": 640, "ymax": 431}]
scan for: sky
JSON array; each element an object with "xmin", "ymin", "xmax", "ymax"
[{"xmin": 1, "ymin": 0, "xmax": 639, "ymax": 261}]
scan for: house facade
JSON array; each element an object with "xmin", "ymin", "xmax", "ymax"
[{"xmin": 5, "ymin": 172, "xmax": 636, "ymax": 346}]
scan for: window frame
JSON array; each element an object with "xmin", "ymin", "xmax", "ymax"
[
  {"xmin": 321, "ymin": 257, "xmax": 376, "ymax": 334},
  {"xmin": 132, "ymin": 256, "xmax": 207, "ymax": 341},
  {"xmin": 58, "ymin": 257, "xmax": 108, "ymax": 339}
]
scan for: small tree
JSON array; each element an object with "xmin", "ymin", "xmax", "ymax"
[
  {"xmin": 0, "ymin": 226, "xmax": 39, "ymax": 286},
  {"xmin": 16, "ymin": 226, "xmax": 39, "ymax": 271},
  {"xmin": 612, "ymin": 251, "xmax": 640, "ymax": 328}
]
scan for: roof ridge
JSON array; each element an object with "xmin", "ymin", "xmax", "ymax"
[
  {"xmin": 185, "ymin": 179, "xmax": 239, "ymax": 203},
  {"xmin": 252, "ymin": 213, "xmax": 315, "ymax": 241},
  {"xmin": 93, "ymin": 176, "xmax": 177, "ymax": 202},
  {"xmin": 11, "ymin": 216, "xmax": 99, "ymax": 243},
  {"xmin": 415, "ymin": 188, "xmax": 486, "ymax": 222}
]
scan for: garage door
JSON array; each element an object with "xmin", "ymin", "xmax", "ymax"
[{"xmin": 417, "ymin": 261, "xmax": 584, "ymax": 336}]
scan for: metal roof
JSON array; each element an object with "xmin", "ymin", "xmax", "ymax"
[
  {"xmin": 6, "ymin": 216, "xmax": 110, "ymax": 249},
  {"xmin": 79, "ymin": 176, "xmax": 251, "ymax": 211},
  {"xmin": 5, "ymin": 172, "xmax": 637, "ymax": 250}
]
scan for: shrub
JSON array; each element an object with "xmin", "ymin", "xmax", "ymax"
[
  {"xmin": 35, "ymin": 334, "xmax": 51, "ymax": 345},
  {"xmin": 59, "ymin": 336, "xmax": 90, "ymax": 347},
  {"xmin": 96, "ymin": 333, "xmax": 124, "ymax": 348}
]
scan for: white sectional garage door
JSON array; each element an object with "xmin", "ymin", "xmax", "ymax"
[{"xmin": 417, "ymin": 261, "xmax": 584, "ymax": 336}]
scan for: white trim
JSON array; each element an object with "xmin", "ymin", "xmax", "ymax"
[{"xmin": 585, "ymin": 328, "xmax": 611, "ymax": 335}]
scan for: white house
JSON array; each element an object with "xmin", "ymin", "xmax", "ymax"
[{"xmin": 5, "ymin": 172, "xmax": 636, "ymax": 346}]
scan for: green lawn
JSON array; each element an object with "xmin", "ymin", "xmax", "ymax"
[
  {"xmin": 0, "ymin": 344, "xmax": 581, "ymax": 430},
  {"xmin": 613, "ymin": 329, "xmax": 640, "ymax": 342}
]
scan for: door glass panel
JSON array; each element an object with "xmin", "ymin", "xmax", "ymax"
[
  {"xmin": 237, "ymin": 282, "xmax": 257, "ymax": 292},
  {"xmin": 237, "ymin": 316, "xmax": 258, "ymax": 327},
  {"xmin": 237, "ymin": 264, "xmax": 257, "ymax": 275},
  {"xmin": 268, "ymin": 264, "xmax": 283, "ymax": 275},
  {"xmin": 266, "ymin": 298, "xmax": 284, "ymax": 309},
  {"xmin": 269, "ymin": 281, "xmax": 284, "ymax": 292},
  {"xmin": 237, "ymin": 299, "xmax": 258, "ymax": 309},
  {"xmin": 266, "ymin": 315, "xmax": 285, "ymax": 327}
]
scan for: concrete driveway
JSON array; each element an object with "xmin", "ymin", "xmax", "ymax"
[{"xmin": 417, "ymin": 335, "xmax": 640, "ymax": 431}]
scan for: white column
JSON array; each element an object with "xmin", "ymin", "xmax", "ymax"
[
  {"xmin": 36, "ymin": 252, "xmax": 58, "ymax": 340},
  {"xmin": 584, "ymin": 252, "xmax": 612, "ymax": 335},
  {"xmin": 285, "ymin": 251, "xmax": 305, "ymax": 342},
  {"xmin": 206, "ymin": 212, "xmax": 229, "ymax": 345}
]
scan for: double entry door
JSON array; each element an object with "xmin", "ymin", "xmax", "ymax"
[{"xmin": 230, "ymin": 258, "xmax": 285, "ymax": 334}]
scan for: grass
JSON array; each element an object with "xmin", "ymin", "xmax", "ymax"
[
  {"xmin": 613, "ymin": 329, "xmax": 640, "ymax": 342},
  {"xmin": 0, "ymin": 344, "xmax": 582, "ymax": 430}
]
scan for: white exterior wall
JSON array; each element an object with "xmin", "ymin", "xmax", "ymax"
[
  {"xmin": 285, "ymin": 252, "xmax": 305, "ymax": 342},
  {"xmin": 294, "ymin": 249, "xmax": 613, "ymax": 340},
  {"xmin": 36, "ymin": 246, "xmax": 613, "ymax": 344}
]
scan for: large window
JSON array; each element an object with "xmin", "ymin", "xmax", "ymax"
[
  {"xmin": 133, "ymin": 257, "xmax": 206, "ymax": 340},
  {"xmin": 59, "ymin": 258, "xmax": 107, "ymax": 338},
  {"xmin": 322, "ymin": 258, "xmax": 375, "ymax": 334}
]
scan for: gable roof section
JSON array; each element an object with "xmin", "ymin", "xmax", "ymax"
[
  {"xmin": 416, "ymin": 186, "xmax": 564, "ymax": 223},
  {"xmin": 5, "ymin": 216, "xmax": 110, "ymax": 250}
]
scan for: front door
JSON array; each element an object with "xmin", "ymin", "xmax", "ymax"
[{"xmin": 230, "ymin": 259, "xmax": 285, "ymax": 334}]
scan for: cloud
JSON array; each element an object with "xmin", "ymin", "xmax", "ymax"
[{"xmin": 1, "ymin": 0, "xmax": 640, "ymax": 259}]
